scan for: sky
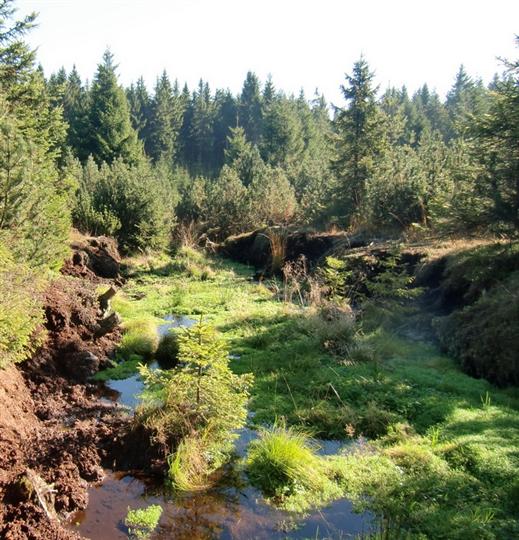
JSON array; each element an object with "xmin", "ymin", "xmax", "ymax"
[{"xmin": 15, "ymin": 0, "xmax": 519, "ymax": 105}]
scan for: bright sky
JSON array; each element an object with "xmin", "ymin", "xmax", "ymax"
[{"xmin": 16, "ymin": 0, "xmax": 519, "ymax": 104}]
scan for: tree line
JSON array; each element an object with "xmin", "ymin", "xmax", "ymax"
[
  {"xmin": 44, "ymin": 44, "xmax": 519, "ymax": 251},
  {"xmin": 0, "ymin": 0, "xmax": 518, "ymax": 365}
]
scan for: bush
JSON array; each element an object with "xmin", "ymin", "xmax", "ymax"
[
  {"xmin": 297, "ymin": 303, "xmax": 355, "ymax": 356},
  {"xmin": 435, "ymin": 272, "xmax": 519, "ymax": 386},
  {"xmin": 73, "ymin": 157, "xmax": 174, "ymax": 253},
  {"xmin": 125, "ymin": 504, "xmax": 162, "ymax": 540},
  {"xmin": 120, "ymin": 318, "xmax": 159, "ymax": 359},
  {"xmin": 0, "ymin": 243, "xmax": 45, "ymax": 368}
]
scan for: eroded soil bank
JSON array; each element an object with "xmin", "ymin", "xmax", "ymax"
[{"xmin": 0, "ymin": 236, "xmax": 127, "ymax": 539}]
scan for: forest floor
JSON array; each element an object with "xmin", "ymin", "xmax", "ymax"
[{"xmin": 104, "ymin": 245, "xmax": 519, "ymax": 539}]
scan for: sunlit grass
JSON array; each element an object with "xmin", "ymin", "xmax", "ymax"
[{"xmin": 105, "ymin": 248, "xmax": 519, "ymax": 537}]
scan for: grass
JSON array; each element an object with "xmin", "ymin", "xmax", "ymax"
[
  {"xmin": 246, "ymin": 423, "xmax": 341, "ymax": 512},
  {"xmin": 92, "ymin": 354, "xmax": 143, "ymax": 381},
  {"xmin": 124, "ymin": 504, "xmax": 162, "ymax": 540},
  {"xmin": 107, "ymin": 247, "xmax": 519, "ymax": 538},
  {"xmin": 167, "ymin": 436, "xmax": 212, "ymax": 491}
]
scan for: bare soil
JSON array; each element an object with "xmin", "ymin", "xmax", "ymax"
[{"xmin": 0, "ymin": 240, "xmax": 128, "ymax": 539}]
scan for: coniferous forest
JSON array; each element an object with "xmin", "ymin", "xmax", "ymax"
[{"xmin": 1, "ymin": 1, "xmax": 519, "ymax": 539}]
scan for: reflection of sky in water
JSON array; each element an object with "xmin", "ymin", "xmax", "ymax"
[
  {"xmin": 157, "ymin": 315, "xmax": 197, "ymax": 337},
  {"xmin": 77, "ymin": 315, "xmax": 373, "ymax": 539}
]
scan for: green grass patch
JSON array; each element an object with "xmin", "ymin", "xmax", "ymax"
[
  {"xmin": 113, "ymin": 249, "xmax": 519, "ymax": 537},
  {"xmin": 246, "ymin": 423, "xmax": 341, "ymax": 512},
  {"xmin": 124, "ymin": 504, "xmax": 162, "ymax": 540},
  {"xmin": 92, "ymin": 354, "xmax": 143, "ymax": 381}
]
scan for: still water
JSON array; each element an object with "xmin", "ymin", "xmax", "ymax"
[{"xmin": 72, "ymin": 316, "xmax": 373, "ymax": 539}]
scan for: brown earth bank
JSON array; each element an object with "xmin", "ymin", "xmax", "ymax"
[
  {"xmin": 0, "ymin": 237, "xmax": 129, "ymax": 539},
  {"xmin": 218, "ymin": 227, "xmax": 369, "ymax": 271}
]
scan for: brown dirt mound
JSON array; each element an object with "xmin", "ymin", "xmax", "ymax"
[
  {"xmin": 62, "ymin": 235, "xmax": 123, "ymax": 283},
  {"xmin": 219, "ymin": 228, "xmax": 368, "ymax": 271},
  {"xmin": 1, "ymin": 236, "xmax": 128, "ymax": 539},
  {"xmin": 26, "ymin": 276, "xmax": 121, "ymax": 382}
]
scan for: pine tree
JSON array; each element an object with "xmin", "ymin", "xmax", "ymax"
[
  {"xmin": 61, "ymin": 66, "xmax": 91, "ymax": 160},
  {"xmin": 0, "ymin": 0, "xmax": 36, "ymax": 92},
  {"xmin": 248, "ymin": 166, "xmax": 297, "ymax": 226},
  {"xmin": 474, "ymin": 44, "xmax": 519, "ymax": 230},
  {"xmin": 261, "ymin": 96, "xmax": 304, "ymax": 168},
  {"xmin": 212, "ymin": 89, "xmax": 237, "ymax": 172},
  {"xmin": 146, "ymin": 71, "xmax": 183, "ymax": 164},
  {"xmin": 224, "ymin": 126, "xmax": 264, "ymax": 186},
  {"xmin": 88, "ymin": 50, "xmax": 141, "ymax": 164},
  {"xmin": 189, "ymin": 79, "xmax": 215, "ymax": 175},
  {"xmin": 126, "ymin": 76, "xmax": 150, "ymax": 142},
  {"xmin": 239, "ymin": 71, "xmax": 263, "ymax": 145},
  {"xmin": 262, "ymin": 74, "xmax": 276, "ymax": 106},
  {"xmin": 446, "ymin": 65, "xmax": 489, "ymax": 140},
  {"xmin": 205, "ymin": 165, "xmax": 249, "ymax": 237},
  {"xmin": 332, "ymin": 58, "xmax": 384, "ymax": 224}
]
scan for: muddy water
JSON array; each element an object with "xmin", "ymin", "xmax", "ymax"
[{"xmin": 73, "ymin": 315, "xmax": 373, "ymax": 539}]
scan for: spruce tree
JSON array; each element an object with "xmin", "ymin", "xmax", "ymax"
[
  {"xmin": 212, "ymin": 89, "xmax": 237, "ymax": 172},
  {"xmin": 189, "ymin": 79, "xmax": 215, "ymax": 175},
  {"xmin": 239, "ymin": 71, "xmax": 263, "ymax": 145},
  {"xmin": 332, "ymin": 58, "xmax": 384, "ymax": 224},
  {"xmin": 126, "ymin": 76, "xmax": 150, "ymax": 142},
  {"xmin": 88, "ymin": 50, "xmax": 141, "ymax": 164},
  {"xmin": 224, "ymin": 126, "xmax": 265, "ymax": 186},
  {"xmin": 0, "ymin": 0, "xmax": 36, "ymax": 92},
  {"xmin": 474, "ymin": 44, "xmax": 519, "ymax": 230},
  {"xmin": 146, "ymin": 71, "xmax": 183, "ymax": 164},
  {"xmin": 61, "ymin": 66, "xmax": 91, "ymax": 160}
]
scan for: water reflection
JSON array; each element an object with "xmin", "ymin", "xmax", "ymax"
[{"xmin": 157, "ymin": 315, "xmax": 197, "ymax": 337}]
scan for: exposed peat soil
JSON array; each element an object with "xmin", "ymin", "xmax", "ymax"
[{"xmin": 0, "ymin": 236, "xmax": 126, "ymax": 539}]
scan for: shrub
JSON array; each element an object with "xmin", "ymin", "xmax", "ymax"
[
  {"xmin": 125, "ymin": 504, "xmax": 162, "ymax": 540},
  {"xmin": 435, "ymin": 272, "xmax": 519, "ymax": 386},
  {"xmin": 297, "ymin": 303, "xmax": 355, "ymax": 356},
  {"xmin": 120, "ymin": 318, "xmax": 159, "ymax": 359},
  {"xmin": 0, "ymin": 243, "xmax": 45, "ymax": 368},
  {"xmin": 73, "ymin": 157, "xmax": 174, "ymax": 253}
]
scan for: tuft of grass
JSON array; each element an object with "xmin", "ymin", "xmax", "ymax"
[
  {"xmin": 167, "ymin": 436, "xmax": 211, "ymax": 492},
  {"xmin": 297, "ymin": 303, "xmax": 355, "ymax": 357},
  {"xmin": 246, "ymin": 422, "xmax": 341, "ymax": 511},
  {"xmin": 119, "ymin": 318, "xmax": 159, "ymax": 359},
  {"xmin": 124, "ymin": 504, "xmax": 162, "ymax": 540}
]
